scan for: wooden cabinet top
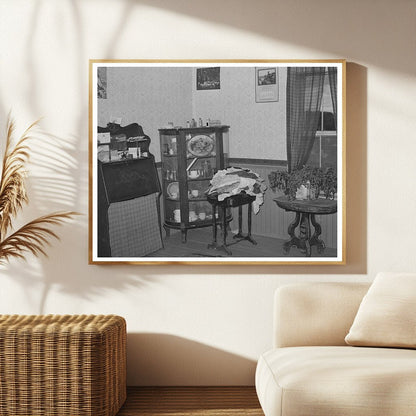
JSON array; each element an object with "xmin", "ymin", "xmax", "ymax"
[{"xmin": 159, "ymin": 125, "xmax": 230, "ymax": 134}]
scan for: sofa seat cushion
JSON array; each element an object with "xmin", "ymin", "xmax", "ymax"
[{"xmin": 256, "ymin": 346, "xmax": 416, "ymax": 416}]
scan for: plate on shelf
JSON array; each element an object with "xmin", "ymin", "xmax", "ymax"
[
  {"xmin": 167, "ymin": 182, "xmax": 179, "ymax": 199},
  {"xmin": 187, "ymin": 135, "xmax": 214, "ymax": 157}
]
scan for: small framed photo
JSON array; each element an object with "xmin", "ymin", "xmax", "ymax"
[
  {"xmin": 196, "ymin": 67, "xmax": 220, "ymax": 90},
  {"xmin": 255, "ymin": 67, "xmax": 278, "ymax": 102}
]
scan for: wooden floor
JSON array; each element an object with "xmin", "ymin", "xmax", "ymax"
[
  {"xmin": 147, "ymin": 227, "xmax": 337, "ymax": 258},
  {"xmin": 117, "ymin": 386, "xmax": 264, "ymax": 416}
]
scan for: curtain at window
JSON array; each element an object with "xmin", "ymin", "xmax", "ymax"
[
  {"xmin": 286, "ymin": 67, "xmax": 326, "ymax": 172},
  {"xmin": 328, "ymin": 67, "xmax": 338, "ymax": 130}
]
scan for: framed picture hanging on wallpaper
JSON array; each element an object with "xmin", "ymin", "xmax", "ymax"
[
  {"xmin": 255, "ymin": 67, "xmax": 279, "ymax": 102},
  {"xmin": 89, "ymin": 59, "xmax": 346, "ymax": 265}
]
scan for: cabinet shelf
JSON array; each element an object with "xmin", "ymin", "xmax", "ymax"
[
  {"xmin": 186, "ymin": 155, "xmax": 216, "ymax": 160},
  {"xmin": 186, "ymin": 177, "xmax": 212, "ymax": 182},
  {"xmin": 188, "ymin": 197, "xmax": 208, "ymax": 202}
]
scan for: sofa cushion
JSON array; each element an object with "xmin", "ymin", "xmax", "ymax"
[
  {"xmin": 345, "ymin": 272, "xmax": 416, "ymax": 348},
  {"xmin": 256, "ymin": 346, "xmax": 416, "ymax": 416},
  {"xmin": 274, "ymin": 283, "xmax": 370, "ymax": 348}
]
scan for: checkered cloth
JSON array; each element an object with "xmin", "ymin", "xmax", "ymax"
[{"xmin": 108, "ymin": 193, "xmax": 162, "ymax": 257}]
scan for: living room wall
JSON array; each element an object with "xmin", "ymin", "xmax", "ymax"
[
  {"xmin": 192, "ymin": 66, "xmax": 287, "ymax": 160},
  {"xmin": 98, "ymin": 66, "xmax": 193, "ymax": 161},
  {"xmin": 0, "ymin": 0, "xmax": 415, "ymax": 385}
]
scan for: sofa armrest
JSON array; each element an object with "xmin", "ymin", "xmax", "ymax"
[{"xmin": 274, "ymin": 282, "xmax": 370, "ymax": 348}]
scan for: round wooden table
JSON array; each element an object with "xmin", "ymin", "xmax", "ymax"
[{"xmin": 274, "ymin": 197, "xmax": 337, "ymax": 257}]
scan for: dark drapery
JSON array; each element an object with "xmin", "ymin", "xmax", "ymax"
[
  {"xmin": 328, "ymin": 67, "xmax": 338, "ymax": 130},
  {"xmin": 286, "ymin": 67, "xmax": 326, "ymax": 172}
]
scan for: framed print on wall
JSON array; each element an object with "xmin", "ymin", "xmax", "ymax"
[
  {"xmin": 196, "ymin": 67, "xmax": 220, "ymax": 90},
  {"xmin": 255, "ymin": 67, "xmax": 279, "ymax": 102},
  {"xmin": 89, "ymin": 59, "xmax": 346, "ymax": 265}
]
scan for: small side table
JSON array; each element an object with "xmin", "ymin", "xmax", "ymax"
[
  {"xmin": 207, "ymin": 193, "xmax": 257, "ymax": 256},
  {"xmin": 274, "ymin": 197, "xmax": 337, "ymax": 257}
]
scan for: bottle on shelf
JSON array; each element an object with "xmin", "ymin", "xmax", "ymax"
[
  {"xmin": 171, "ymin": 137, "xmax": 177, "ymax": 155},
  {"xmin": 202, "ymin": 161, "xmax": 208, "ymax": 178}
]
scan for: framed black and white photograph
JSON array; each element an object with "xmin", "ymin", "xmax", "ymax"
[
  {"xmin": 196, "ymin": 67, "xmax": 220, "ymax": 90},
  {"xmin": 255, "ymin": 67, "xmax": 279, "ymax": 102},
  {"xmin": 89, "ymin": 60, "xmax": 345, "ymax": 265}
]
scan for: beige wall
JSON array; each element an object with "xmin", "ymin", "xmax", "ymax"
[{"xmin": 0, "ymin": 0, "xmax": 415, "ymax": 385}]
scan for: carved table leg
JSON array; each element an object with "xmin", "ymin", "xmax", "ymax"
[
  {"xmin": 180, "ymin": 226, "xmax": 187, "ymax": 244},
  {"xmin": 283, "ymin": 212, "xmax": 301, "ymax": 254},
  {"xmin": 208, "ymin": 204, "xmax": 231, "ymax": 255},
  {"xmin": 221, "ymin": 206, "xmax": 232, "ymax": 255},
  {"xmin": 233, "ymin": 203, "xmax": 257, "ymax": 245},
  {"xmin": 246, "ymin": 202, "xmax": 257, "ymax": 245},
  {"xmin": 310, "ymin": 214, "xmax": 325, "ymax": 253},
  {"xmin": 299, "ymin": 213, "xmax": 311, "ymax": 256},
  {"xmin": 208, "ymin": 204, "xmax": 218, "ymax": 249},
  {"xmin": 233, "ymin": 206, "xmax": 244, "ymax": 239}
]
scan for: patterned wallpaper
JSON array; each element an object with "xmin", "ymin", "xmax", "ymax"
[
  {"xmin": 98, "ymin": 66, "xmax": 193, "ymax": 161},
  {"xmin": 97, "ymin": 65, "xmax": 287, "ymax": 162},
  {"xmin": 192, "ymin": 66, "xmax": 287, "ymax": 161}
]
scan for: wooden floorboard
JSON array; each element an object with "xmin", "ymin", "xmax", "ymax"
[
  {"xmin": 117, "ymin": 386, "xmax": 264, "ymax": 416},
  {"xmin": 147, "ymin": 227, "xmax": 337, "ymax": 258}
]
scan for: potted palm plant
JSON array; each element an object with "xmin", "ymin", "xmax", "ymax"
[{"xmin": 0, "ymin": 116, "xmax": 77, "ymax": 264}]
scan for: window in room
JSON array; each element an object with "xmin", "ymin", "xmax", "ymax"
[{"xmin": 308, "ymin": 72, "xmax": 337, "ymax": 169}]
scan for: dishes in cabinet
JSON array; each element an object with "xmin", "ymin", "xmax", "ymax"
[
  {"xmin": 187, "ymin": 135, "xmax": 214, "ymax": 157},
  {"xmin": 167, "ymin": 182, "xmax": 179, "ymax": 199}
]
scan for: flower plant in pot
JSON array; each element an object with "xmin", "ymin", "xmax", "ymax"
[{"xmin": 269, "ymin": 165, "xmax": 337, "ymax": 200}]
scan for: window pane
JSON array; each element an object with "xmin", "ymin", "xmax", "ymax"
[
  {"xmin": 319, "ymin": 73, "xmax": 335, "ymax": 131},
  {"xmin": 323, "ymin": 111, "xmax": 335, "ymax": 130},
  {"xmin": 308, "ymin": 137, "xmax": 320, "ymax": 167},
  {"xmin": 321, "ymin": 135, "xmax": 337, "ymax": 169}
]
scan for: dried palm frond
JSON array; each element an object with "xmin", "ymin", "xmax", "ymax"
[
  {"xmin": 0, "ymin": 116, "xmax": 38, "ymax": 238},
  {"xmin": 0, "ymin": 212, "xmax": 78, "ymax": 264},
  {"xmin": 0, "ymin": 115, "xmax": 79, "ymax": 264}
]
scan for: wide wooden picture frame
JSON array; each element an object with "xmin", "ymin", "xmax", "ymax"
[{"xmin": 89, "ymin": 60, "xmax": 346, "ymax": 265}]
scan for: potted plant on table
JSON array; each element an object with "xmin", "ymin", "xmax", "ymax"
[{"xmin": 269, "ymin": 165, "xmax": 337, "ymax": 200}]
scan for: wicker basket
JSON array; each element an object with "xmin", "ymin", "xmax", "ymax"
[{"xmin": 0, "ymin": 314, "xmax": 126, "ymax": 416}]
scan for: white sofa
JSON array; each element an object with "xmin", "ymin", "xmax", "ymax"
[{"xmin": 255, "ymin": 282, "xmax": 416, "ymax": 416}]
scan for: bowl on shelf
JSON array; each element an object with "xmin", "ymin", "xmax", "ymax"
[
  {"xmin": 188, "ymin": 170, "xmax": 199, "ymax": 179},
  {"xmin": 167, "ymin": 182, "xmax": 179, "ymax": 199}
]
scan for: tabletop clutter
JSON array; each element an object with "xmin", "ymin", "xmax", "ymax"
[{"xmin": 206, "ymin": 167, "xmax": 267, "ymax": 214}]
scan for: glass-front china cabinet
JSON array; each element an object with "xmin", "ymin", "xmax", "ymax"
[{"xmin": 159, "ymin": 126, "xmax": 230, "ymax": 243}]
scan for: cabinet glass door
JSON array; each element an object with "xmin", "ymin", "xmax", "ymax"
[{"xmin": 160, "ymin": 133, "xmax": 180, "ymax": 224}]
